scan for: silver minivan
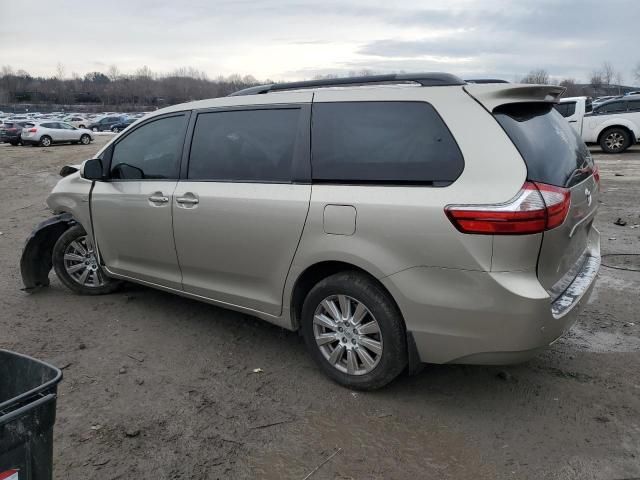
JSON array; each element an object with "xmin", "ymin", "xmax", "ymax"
[{"xmin": 21, "ymin": 74, "xmax": 600, "ymax": 389}]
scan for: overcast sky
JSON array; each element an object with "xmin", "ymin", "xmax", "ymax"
[{"xmin": 1, "ymin": 0, "xmax": 639, "ymax": 84}]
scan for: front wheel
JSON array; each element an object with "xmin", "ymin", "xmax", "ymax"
[
  {"xmin": 301, "ymin": 271, "xmax": 408, "ymax": 390},
  {"xmin": 52, "ymin": 225, "xmax": 121, "ymax": 295},
  {"xmin": 39, "ymin": 135, "xmax": 52, "ymax": 147},
  {"xmin": 80, "ymin": 134, "xmax": 91, "ymax": 145},
  {"xmin": 92, "ymin": 127, "xmax": 99, "ymax": 132},
  {"xmin": 600, "ymin": 128, "xmax": 631, "ymax": 153},
  {"xmin": 112, "ymin": 127, "xmax": 120, "ymax": 133}
]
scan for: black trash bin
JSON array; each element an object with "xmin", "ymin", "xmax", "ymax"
[{"xmin": 0, "ymin": 350, "xmax": 62, "ymax": 480}]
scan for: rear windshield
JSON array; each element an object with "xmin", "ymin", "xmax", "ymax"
[{"xmin": 493, "ymin": 103, "xmax": 593, "ymax": 187}]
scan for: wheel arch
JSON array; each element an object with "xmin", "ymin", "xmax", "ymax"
[
  {"xmin": 596, "ymin": 123, "xmax": 637, "ymax": 145},
  {"xmin": 20, "ymin": 213, "xmax": 77, "ymax": 291},
  {"xmin": 288, "ymin": 260, "xmax": 422, "ymax": 374}
]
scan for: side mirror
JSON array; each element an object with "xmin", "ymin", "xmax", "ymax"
[{"xmin": 82, "ymin": 158, "xmax": 104, "ymax": 181}]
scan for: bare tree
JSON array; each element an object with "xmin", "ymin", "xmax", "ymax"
[
  {"xmin": 601, "ymin": 62, "xmax": 615, "ymax": 86},
  {"xmin": 590, "ymin": 70, "xmax": 603, "ymax": 93},
  {"xmin": 107, "ymin": 64, "xmax": 121, "ymax": 82},
  {"xmin": 559, "ymin": 78, "xmax": 581, "ymax": 97},
  {"xmin": 55, "ymin": 62, "xmax": 66, "ymax": 80},
  {"xmin": 520, "ymin": 69, "xmax": 550, "ymax": 84}
]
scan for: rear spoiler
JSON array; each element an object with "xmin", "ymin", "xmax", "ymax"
[{"xmin": 464, "ymin": 84, "xmax": 566, "ymax": 111}]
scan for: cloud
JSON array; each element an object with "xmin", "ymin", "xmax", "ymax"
[{"xmin": 0, "ymin": 0, "xmax": 638, "ymax": 84}]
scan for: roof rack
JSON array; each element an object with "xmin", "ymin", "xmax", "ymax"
[
  {"xmin": 229, "ymin": 73, "xmax": 466, "ymax": 96},
  {"xmin": 464, "ymin": 79, "xmax": 509, "ymax": 84}
]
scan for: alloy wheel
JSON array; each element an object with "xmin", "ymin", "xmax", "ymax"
[
  {"xmin": 605, "ymin": 132, "xmax": 625, "ymax": 151},
  {"xmin": 313, "ymin": 295, "xmax": 383, "ymax": 375},
  {"xmin": 63, "ymin": 236, "xmax": 107, "ymax": 288}
]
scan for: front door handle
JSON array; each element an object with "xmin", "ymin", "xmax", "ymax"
[
  {"xmin": 176, "ymin": 196, "xmax": 199, "ymax": 205},
  {"xmin": 148, "ymin": 194, "xmax": 169, "ymax": 204}
]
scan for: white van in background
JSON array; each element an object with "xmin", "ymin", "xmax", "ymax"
[{"xmin": 555, "ymin": 95, "xmax": 640, "ymax": 153}]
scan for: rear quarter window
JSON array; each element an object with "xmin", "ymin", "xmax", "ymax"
[
  {"xmin": 311, "ymin": 101, "xmax": 463, "ymax": 185},
  {"xmin": 493, "ymin": 103, "xmax": 593, "ymax": 187}
]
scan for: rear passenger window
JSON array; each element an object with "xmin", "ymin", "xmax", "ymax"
[
  {"xmin": 628, "ymin": 100, "xmax": 640, "ymax": 112},
  {"xmin": 554, "ymin": 102, "xmax": 576, "ymax": 117},
  {"xmin": 599, "ymin": 101, "xmax": 626, "ymax": 113},
  {"xmin": 311, "ymin": 102, "xmax": 463, "ymax": 184},
  {"xmin": 188, "ymin": 109, "xmax": 300, "ymax": 182}
]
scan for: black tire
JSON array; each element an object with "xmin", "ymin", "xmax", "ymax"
[
  {"xmin": 112, "ymin": 127, "xmax": 120, "ymax": 133},
  {"xmin": 79, "ymin": 125, "xmax": 85, "ymax": 129},
  {"xmin": 52, "ymin": 225, "xmax": 121, "ymax": 295},
  {"xmin": 301, "ymin": 271, "xmax": 407, "ymax": 390},
  {"xmin": 39, "ymin": 135, "xmax": 52, "ymax": 147},
  {"xmin": 80, "ymin": 134, "xmax": 91, "ymax": 145},
  {"xmin": 600, "ymin": 127, "xmax": 631, "ymax": 153},
  {"xmin": 91, "ymin": 127, "xmax": 99, "ymax": 132}
]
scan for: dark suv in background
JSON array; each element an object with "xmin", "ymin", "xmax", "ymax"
[
  {"xmin": 0, "ymin": 120, "xmax": 34, "ymax": 145},
  {"xmin": 86, "ymin": 116, "xmax": 126, "ymax": 132}
]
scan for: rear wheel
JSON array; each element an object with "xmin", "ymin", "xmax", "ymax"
[
  {"xmin": 600, "ymin": 127, "xmax": 631, "ymax": 153},
  {"xmin": 52, "ymin": 225, "xmax": 121, "ymax": 295},
  {"xmin": 79, "ymin": 124, "xmax": 85, "ymax": 129},
  {"xmin": 301, "ymin": 271, "xmax": 407, "ymax": 390},
  {"xmin": 112, "ymin": 127, "xmax": 120, "ymax": 133},
  {"xmin": 39, "ymin": 135, "xmax": 52, "ymax": 147},
  {"xmin": 91, "ymin": 127, "xmax": 99, "ymax": 132},
  {"xmin": 80, "ymin": 134, "xmax": 91, "ymax": 145}
]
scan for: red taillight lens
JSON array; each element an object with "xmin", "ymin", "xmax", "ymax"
[
  {"xmin": 592, "ymin": 165, "xmax": 600, "ymax": 184},
  {"xmin": 28, "ymin": 128, "xmax": 37, "ymax": 132},
  {"xmin": 445, "ymin": 182, "xmax": 570, "ymax": 235}
]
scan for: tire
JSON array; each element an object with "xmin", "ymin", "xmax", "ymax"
[
  {"xmin": 79, "ymin": 125, "xmax": 85, "ymax": 129},
  {"xmin": 112, "ymin": 127, "xmax": 120, "ymax": 133},
  {"xmin": 600, "ymin": 127, "xmax": 631, "ymax": 153},
  {"xmin": 92, "ymin": 127, "xmax": 98, "ymax": 132},
  {"xmin": 39, "ymin": 135, "xmax": 52, "ymax": 147},
  {"xmin": 9, "ymin": 141, "xmax": 18, "ymax": 146},
  {"xmin": 301, "ymin": 271, "xmax": 407, "ymax": 390},
  {"xmin": 52, "ymin": 225, "xmax": 121, "ymax": 295},
  {"xmin": 80, "ymin": 134, "xmax": 91, "ymax": 145}
]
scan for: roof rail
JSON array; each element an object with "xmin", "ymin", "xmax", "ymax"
[
  {"xmin": 464, "ymin": 78, "xmax": 510, "ymax": 84},
  {"xmin": 229, "ymin": 72, "xmax": 466, "ymax": 96}
]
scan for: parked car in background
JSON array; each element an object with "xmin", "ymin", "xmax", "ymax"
[
  {"xmin": 582, "ymin": 94, "xmax": 640, "ymax": 153},
  {"xmin": 554, "ymin": 96, "xmax": 592, "ymax": 135},
  {"xmin": 22, "ymin": 74, "xmax": 600, "ymax": 389},
  {"xmin": 63, "ymin": 116, "xmax": 90, "ymax": 129},
  {"xmin": 0, "ymin": 120, "xmax": 35, "ymax": 145},
  {"xmin": 86, "ymin": 116, "xmax": 127, "ymax": 132},
  {"xmin": 110, "ymin": 118, "xmax": 136, "ymax": 133},
  {"xmin": 592, "ymin": 96, "xmax": 617, "ymax": 107},
  {"xmin": 21, "ymin": 121, "xmax": 94, "ymax": 147}
]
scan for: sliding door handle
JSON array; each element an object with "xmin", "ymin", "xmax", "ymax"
[{"xmin": 148, "ymin": 195, "xmax": 169, "ymax": 203}]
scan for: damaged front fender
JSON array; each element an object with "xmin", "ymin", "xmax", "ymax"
[{"xmin": 20, "ymin": 213, "xmax": 76, "ymax": 292}]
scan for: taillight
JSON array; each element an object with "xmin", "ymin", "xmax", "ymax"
[
  {"xmin": 592, "ymin": 164, "xmax": 600, "ymax": 185},
  {"xmin": 28, "ymin": 128, "xmax": 37, "ymax": 132},
  {"xmin": 445, "ymin": 182, "xmax": 570, "ymax": 235}
]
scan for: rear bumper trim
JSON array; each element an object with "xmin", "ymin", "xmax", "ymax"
[{"xmin": 551, "ymin": 254, "xmax": 600, "ymax": 319}]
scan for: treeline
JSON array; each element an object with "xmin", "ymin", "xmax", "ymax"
[
  {"xmin": 0, "ymin": 64, "xmax": 263, "ymax": 109},
  {"xmin": 520, "ymin": 61, "xmax": 640, "ymax": 97},
  {"xmin": 2, "ymin": 61, "xmax": 639, "ymax": 111}
]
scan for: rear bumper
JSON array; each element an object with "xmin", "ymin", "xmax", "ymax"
[
  {"xmin": 381, "ymin": 240, "xmax": 599, "ymax": 365},
  {"xmin": 0, "ymin": 134, "xmax": 19, "ymax": 142}
]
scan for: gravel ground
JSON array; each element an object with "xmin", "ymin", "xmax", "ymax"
[{"xmin": 1, "ymin": 137, "xmax": 639, "ymax": 480}]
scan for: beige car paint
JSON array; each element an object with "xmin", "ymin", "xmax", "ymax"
[{"xmin": 46, "ymin": 82, "xmax": 600, "ymax": 365}]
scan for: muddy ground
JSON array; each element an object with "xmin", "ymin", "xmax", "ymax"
[{"xmin": 1, "ymin": 136, "xmax": 639, "ymax": 480}]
